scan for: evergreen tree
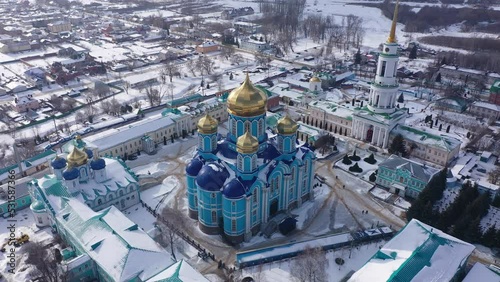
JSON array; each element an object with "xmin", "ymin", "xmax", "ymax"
[
  {"xmin": 481, "ymin": 226, "xmax": 497, "ymax": 248},
  {"xmin": 397, "ymin": 93, "xmax": 404, "ymax": 103},
  {"xmin": 466, "ymin": 131, "xmax": 471, "ymax": 139},
  {"xmin": 492, "ymin": 194, "xmax": 500, "ymax": 208},
  {"xmin": 409, "ymin": 45, "xmax": 417, "ymax": 59},
  {"xmin": 406, "ymin": 168, "xmax": 447, "ymax": 223},
  {"xmin": 350, "ymin": 150, "xmax": 360, "ymax": 161},
  {"xmin": 369, "ymin": 172, "xmax": 376, "ymax": 182},
  {"xmin": 435, "ymin": 73, "xmax": 442, "ymax": 83},
  {"xmin": 438, "ymin": 124, "xmax": 442, "ymax": 131},
  {"xmin": 342, "ymin": 155, "xmax": 352, "ymax": 165},
  {"xmin": 364, "ymin": 153, "xmax": 377, "ymax": 164},
  {"xmin": 354, "ymin": 49, "xmax": 362, "ymax": 65},
  {"xmin": 349, "ymin": 162, "xmax": 363, "ymax": 173},
  {"xmin": 388, "ymin": 134, "xmax": 407, "ymax": 157},
  {"xmin": 446, "ymin": 125, "xmax": 451, "ymax": 133},
  {"xmin": 229, "ymin": 73, "xmax": 233, "ymax": 80}
]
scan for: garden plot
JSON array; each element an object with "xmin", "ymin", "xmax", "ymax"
[{"xmin": 335, "ymin": 150, "xmax": 384, "ymax": 182}]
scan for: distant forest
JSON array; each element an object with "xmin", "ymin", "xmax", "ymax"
[{"xmin": 359, "ymin": 1, "xmax": 500, "ymax": 33}]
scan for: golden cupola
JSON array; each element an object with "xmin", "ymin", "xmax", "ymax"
[
  {"xmin": 227, "ymin": 73, "xmax": 267, "ymax": 117},
  {"xmin": 67, "ymin": 146, "xmax": 88, "ymax": 167},
  {"xmin": 309, "ymin": 76, "xmax": 321, "ymax": 82},
  {"xmin": 197, "ymin": 114, "xmax": 218, "ymax": 134},
  {"xmin": 277, "ymin": 115, "xmax": 299, "ymax": 135},
  {"xmin": 236, "ymin": 131, "xmax": 259, "ymax": 154}
]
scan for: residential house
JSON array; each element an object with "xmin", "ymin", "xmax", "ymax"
[
  {"xmin": 390, "ymin": 125, "xmax": 462, "ymax": 167},
  {"xmin": 195, "ymin": 41, "xmax": 220, "ymax": 54},
  {"xmin": 376, "ymin": 155, "xmax": 440, "ymax": 198},
  {"xmin": 12, "ymin": 93, "xmax": 40, "ymax": 113},
  {"xmin": 488, "ymin": 80, "xmax": 500, "ymax": 105},
  {"xmin": 468, "ymin": 101, "xmax": 500, "ymax": 120}
]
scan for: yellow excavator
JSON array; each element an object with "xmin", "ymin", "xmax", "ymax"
[{"xmin": 0, "ymin": 234, "xmax": 29, "ymax": 252}]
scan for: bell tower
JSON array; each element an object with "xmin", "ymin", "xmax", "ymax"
[{"xmin": 367, "ymin": 0, "xmax": 400, "ymax": 114}]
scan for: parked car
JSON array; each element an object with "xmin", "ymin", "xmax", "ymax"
[{"xmin": 127, "ymin": 154, "xmax": 138, "ymax": 161}]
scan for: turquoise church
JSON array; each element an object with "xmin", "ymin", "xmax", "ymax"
[{"xmin": 186, "ymin": 75, "xmax": 316, "ymax": 244}]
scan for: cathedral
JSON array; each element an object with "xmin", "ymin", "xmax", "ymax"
[
  {"xmin": 351, "ymin": 1, "xmax": 407, "ymax": 148},
  {"xmin": 28, "ymin": 136, "xmax": 140, "ymax": 229},
  {"xmin": 186, "ymin": 74, "xmax": 316, "ymax": 244}
]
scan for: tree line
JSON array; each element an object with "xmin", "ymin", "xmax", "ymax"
[
  {"xmin": 371, "ymin": 1, "xmax": 500, "ymax": 33},
  {"xmin": 420, "ymin": 36, "xmax": 500, "ymax": 54},
  {"xmin": 436, "ymin": 51, "xmax": 500, "ymax": 73},
  {"xmin": 407, "ymin": 176, "xmax": 499, "ymax": 248}
]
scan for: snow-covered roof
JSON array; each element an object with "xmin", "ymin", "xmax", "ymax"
[
  {"xmin": 309, "ymin": 100, "xmax": 354, "ymax": 119},
  {"xmin": 56, "ymin": 198, "xmax": 174, "ymax": 282},
  {"xmin": 85, "ymin": 113, "xmax": 176, "ymax": 151},
  {"xmin": 146, "ymin": 260, "xmax": 209, "ymax": 282},
  {"xmin": 349, "ymin": 219, "xmax": 475, "ymax": 282},
  {"xmin": 33, "ymin": 158, "xmax": 137, "ymax": 211},
  {"xmin": 462, "ymin": 263, "xmax": 500, "ymax": 282},
  {"xmin": 379, "ymin": 155, "xmax": 439, "ymax": 182},
  {"xmin": 392, "ymin": 125, "xmax": 462, "ymax": 152},
  {"xmin": 471, "ymin": 101, "xmax": 500, "ymax": 112}
]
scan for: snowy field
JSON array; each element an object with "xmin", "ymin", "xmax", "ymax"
[{"xmin": 241, "ymin": 240, "xmax": 388, "ymax": 282}]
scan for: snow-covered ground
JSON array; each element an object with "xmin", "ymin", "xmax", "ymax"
[
  {"xmin": 335, "ymin": 150, "xmax": 384, "ymax": 182},
  {"xmin": 241, "ymin": 240, "xmax": 388, "ymax": 282},
  {"xmin": 480, "ymin": 206, "xmax": 500, "ymax": 234},
  {"xmin": 0, "ymin": 211, "xmax": 55, "ymax": 282},
  {"xmin": 434, "ymin": 187, "xmax": 461, "ymax": 213}
]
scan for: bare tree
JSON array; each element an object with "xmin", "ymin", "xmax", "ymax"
[
  {"xmin": 186, "ymin": 59, "xmax": 197, "ymax": 76},
  {"xmin": 144, "ymin": 86, "xmax": 164, "ymax": 107},
  {"xmin": 291, "ymin": 246, "xmax": 328, "ymax": 282},
  {"xmin": 163, "ymin": 61, "xmax": 180, "ymax": 83},
  {"xmin": 220, "ymin": 45, "xmax": 235, "ymax": 61},
  {"xmin": 230, "ymin": 54, "xmax": 244, "ymax": 66},
  {"xmin": 75, "ymin": 111, "xmax": 85, "ymax": 124},
  {"xmin": 157, "ymin": 207, "xmax": 186, "ymax": 261},
  {"xmin": 49, "ymin": 95, "xmax": 63, "ymax": 112},
  {"xmin": 488, "ymin": 166, "xmax": 500, "ymax": 185},
  {"xmin": 24, "ymin": 242, "xmax": 62, "ymax": 282},
  {"xmin": 255, "ymin": 52, "xmax": 272, "ymax": 67},
  {"xmin": 196, "ymin": 56, "xmax": 215, "ymax": 75},
  {"xmin": 109, "ymin": 98, "xmax": 121, "ymax": 116}
]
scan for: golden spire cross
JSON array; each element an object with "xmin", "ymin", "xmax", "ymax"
[{"xmin": 387, "ymin": 0, "xmax": 400, "ymax": 43}]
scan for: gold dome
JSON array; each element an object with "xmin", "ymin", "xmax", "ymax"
[
  {"xmin": 277, "ymin": 115, "xmax": 298, "ymax": 135},
  {"xmin": 227, "ymin": 73, "xmax": 267, "ymax": 117},
  {"xmin": 310, "ymin": 76, "xmax": 321, "ymax": 83},
  {"xmin": 67, "ymin": 146, "xmax": 88, "ymax": 167},
  {"xmin": 197, "ymin": 114, "xmax": 218, "ymax": 134},
  {"xmin": 236, "ymin": 131, "xmax": 259, "ymax": 154}
]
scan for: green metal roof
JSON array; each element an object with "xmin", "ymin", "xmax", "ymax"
[{"xmin": 30, "ymin": 201, "xmax": 46, "ymax": 211}]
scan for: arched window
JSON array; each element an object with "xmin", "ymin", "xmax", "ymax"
[
  {"xmin": 253, "ymin": 191, "xmax": 258, "ymax": 204},
  {"xmin": 258, "ymin": 119, "xmax": 263, "ymax": 136},
  {"xmin": 119, "ymin": 190, "xmax": 124, "ymax": 197},
  {"xmin": 245, "ymin": 120, "xmax": 250, "ymax": 132},
  {"xmin": 231, "ymin": 118, "xmax": 237, "ymax": 135},
  {"xmin": 108, "ymin": 194, "xmax": 114, "ymax": 201},
  {"xmin": 251, "ymin": 155, "xmax": 257, "ymax": 170},
  {"xmin": 237, "ymin": 155, "xmax": 243, "ymax": 170},
  {"xmin": 290, "ymin": 167, "xmax": 295, "ymax": 186},
  {"xmin": 211, "ymin": 210, "xmax": 217, "ymax": 223}
]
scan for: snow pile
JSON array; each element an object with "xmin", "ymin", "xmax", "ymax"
[{"xmin": 370, "ymin": 187, "xmax": 392, "ymax": 201}]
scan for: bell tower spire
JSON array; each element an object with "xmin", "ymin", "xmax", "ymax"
[{"xmin": 387, "ymin": 0, "xmax": 400, "ymax": 43}]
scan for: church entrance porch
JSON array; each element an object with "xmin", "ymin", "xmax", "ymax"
[
  {"xmin": 366, "ymin": 126, "xmax": 374, "ymax": 142},
  {"xmin": 270, "ymin": 199, "xmax": 279, "ymax": 217}
]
